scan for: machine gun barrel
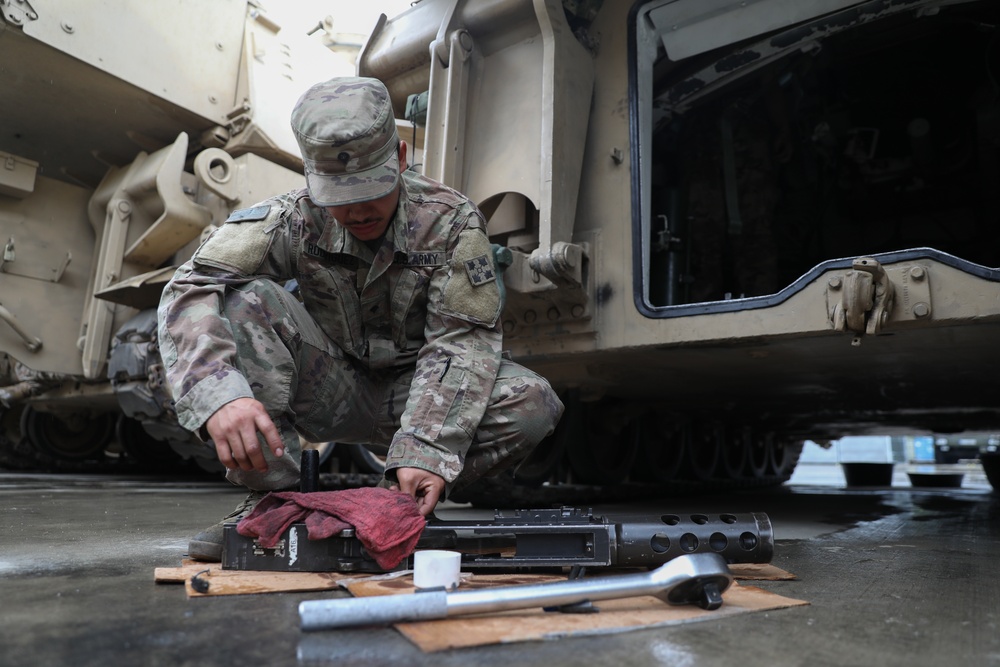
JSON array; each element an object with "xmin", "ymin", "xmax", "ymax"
[{"xmin": 298, "ymin": 552, "xmax": 733, "ymax": 631}]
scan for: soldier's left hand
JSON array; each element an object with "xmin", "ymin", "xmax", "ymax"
[{"xmin": 393, "ymin": 467, "xmax": 445, "ymax": 516}]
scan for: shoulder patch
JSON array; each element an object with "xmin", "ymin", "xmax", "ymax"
[
  {"xmin": 464, "ymin": 255, "xmax": 496, "ymax": 286},
  {"xmin": 225, "ymin": 205, "xmax": 271, "ymax": 223},
  {"xmin": 441, "ymin": 229, "xmax": 502, "ymax": 327},
  {"xmin": 195, "ymin": 206, "xmax": 283, "ymax": 274}
]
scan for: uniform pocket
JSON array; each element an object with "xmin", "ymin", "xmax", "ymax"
[
  {"xmin": 409, "ymin": 360, "xmax": 464, "ymax": 441},
  {"xmin": 390, "ymin": 268, "xmax": 428, "ymax": 349},
  {"xmin": 297, "ymin": 268, "xmax": 362, "ymax": 356}
]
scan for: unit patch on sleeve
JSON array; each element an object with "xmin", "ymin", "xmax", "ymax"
[
  {"xmin": 440, "ymin": 229, "xmax": 502, "ymax": 327},
  {"xmin": 464, "ymin": 254, "xmax": 497, "ymax": 286}
]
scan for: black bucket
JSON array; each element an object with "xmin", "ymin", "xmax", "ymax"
[
  {"xmin": 907, "ymin": 472, "xmax": 964, "ymax": 488},
  {"xmin": 980, "ymin": 453, "xmax": 1000, "ymax": 492},
  {"xmin": 841, "ymin": 462, "xmax": 894, "ymax": 487}
]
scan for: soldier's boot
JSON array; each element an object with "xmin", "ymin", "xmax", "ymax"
[{"xmin": 188, "ymin": 490, "xmax": 268, "ymax": 562}]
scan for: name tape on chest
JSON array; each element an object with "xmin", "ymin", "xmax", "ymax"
[
  {"xmin": 406, "ymin": 251, "xmax": 444, "ymax": 267},
  {"xmin": 305, "ymin": 242, "xmax": 359, "ymax": 269},
  {"xmin": 305, "ymin": 242, "xmax": 338, "ymax": 262}
]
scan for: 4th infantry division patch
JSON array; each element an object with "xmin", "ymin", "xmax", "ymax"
[{"xmin": 464, "ymin": 255, "xmax": 497, "ymax": 286}]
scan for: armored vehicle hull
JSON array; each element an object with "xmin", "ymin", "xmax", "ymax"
[
  {"xmin": 3, "ymin": 0, "xmax": 999, "ymax": 494},
  {"xmin": 359, "ymin": 0, "xmax": 1000, "ymax": 488}
]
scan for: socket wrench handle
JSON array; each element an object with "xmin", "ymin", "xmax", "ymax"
[{"xmin": 299, "ymin": 552, "xmax": 732, "ymax": 631}]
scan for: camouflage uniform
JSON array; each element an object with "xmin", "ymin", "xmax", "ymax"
[{"xmin": 157, "ymin": 78, "xmax": 563, "ymax": 497}]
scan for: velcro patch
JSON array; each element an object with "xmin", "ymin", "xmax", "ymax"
[
  {"xmin": 225, "ymin": 205, "xmax": 271, "ymax": 223},
  {"xmin": 194, "ymin": 210, "xmax": 277, "ymax": 274},
  {"xmin": 464, "ymin": 254, "xmax": 497, "ymax": 286},
  {"xmin": 441, "ymin": 229, "xmax": 502, "ymax": 327}
]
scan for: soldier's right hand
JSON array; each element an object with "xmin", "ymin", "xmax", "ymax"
[{"xmin": 205, "ymin": 398, "xmax": 284, "ymax": 473}]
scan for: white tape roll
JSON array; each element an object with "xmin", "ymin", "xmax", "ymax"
[{"xmin": 413, "ymin": 550, "xmax": 461, "ymax": 591}]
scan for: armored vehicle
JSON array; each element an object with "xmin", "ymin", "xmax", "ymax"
[
  {"xmin": 3, "ymin": 0, "xmax": 1000, "ymax": 493},
  {"xmin": 358, "ymin": 0, "xmax": 1000, "ymax": 489},
  {"xmin": 0, "ymin": 0, "xmax": 347, "ymax": 470}
]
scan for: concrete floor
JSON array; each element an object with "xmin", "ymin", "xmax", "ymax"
[{"xmin": 1, "ymin": 465, "xmax": 997, "ymax": 667}]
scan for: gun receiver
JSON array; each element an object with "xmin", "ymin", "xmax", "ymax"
[{"xmin": 222, "ymin": 507, "xmax": 773, "ymax": 573}]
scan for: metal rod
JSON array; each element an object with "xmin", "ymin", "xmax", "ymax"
[
  {"xmin": 300, "ymin": 449, "xmax": 319, "ymax": 493},
  {"xmin": 0, "ymin": 303, "xmax": 42, "ymax": 352},
  {"xmin": 299, "ymin": 553, "xmax": 732, "ymax": 631}
]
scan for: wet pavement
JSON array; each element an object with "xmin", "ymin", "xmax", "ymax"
[{"xmin": 1, "ymin": 464, "xmax": 998, "ymax": 667}]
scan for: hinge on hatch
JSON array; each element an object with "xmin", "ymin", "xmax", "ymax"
[
  {"xmin": 224, "ymin": 102, "xmax": 253, "ymax": 137},
  {"xmin": 0, "ymin": 0, "xmax": 38, "ymax": 26},
  {"xmin": 827, "ymin": 257, "xmax": 895, "ymax": 337}
]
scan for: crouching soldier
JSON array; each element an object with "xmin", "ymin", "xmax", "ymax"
[{"xmin": 157, "ymin": 76, "xmax": 563, "ymax": 561}]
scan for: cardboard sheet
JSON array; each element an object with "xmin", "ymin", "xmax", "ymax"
[
  {"xmin": 729, "ymin": 562, "xmax": 798, "ymax": 580},
  {"xmin": 155, "ymin": 560, "xmax": 806, "ymax": 650},
  {"xmin": 345, "ymin": 575, "xmax": 809, "ymax": 652},
  {"xmin": 154, "ymin": 560, "xmax": 796, "ymax": 598},
  {"xmin": 154, "ymin": 560, "xmax": 374, "ymax": 597}
]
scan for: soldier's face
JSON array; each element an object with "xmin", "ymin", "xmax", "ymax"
[
  {"xmin": 327, "ymin": 188, "xmax": 399, "ymax": 241},
  {"xmin": 327, "ymin": 142, "xmax": 409, "ymax": 242}
]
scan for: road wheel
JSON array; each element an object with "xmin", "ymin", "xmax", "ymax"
[
  {"xmin": 631, "ymin": 414, "xmax": 686, "ymax": 483},
  {"xmin": 21, "ymin": 406, "xmax": 114, "ymax": 461},
  {"xmin": 770, "ymin": 438, "xmax": 803, "ymax": 477},
  {"xmin": 747, "ymin": 431, "xmax": 772, "ymax": 478},
  {"xmin": 720, "ymin": 425, "xmax": 748, "ymax": 479},
  {"xmin": 684, "ymin": 421, "xmax": 721, "ymax": 481},
  {"xmin": 568, "ymin": 405, "xmax": 639, "ymax": 485}
]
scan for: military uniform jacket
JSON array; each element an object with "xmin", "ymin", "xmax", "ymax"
[{"xmin": 157, "ymin": 171, "xmax": 503, "ymax": 483}]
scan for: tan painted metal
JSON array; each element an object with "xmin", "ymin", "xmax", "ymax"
[
  {"xmin": 362, "ymin": 0, "xmax": 592, "ymax": 290},
  {"xmin": 0, "ymin": 0, "xmax": 340, "ymax": 383},
  {"xmin": 0, "ymin": 174, "xmax": 94, "ymax": 375},
  {"xmin": 359, "ymin": 0, "xmax": 1000, "ymax": 438}
]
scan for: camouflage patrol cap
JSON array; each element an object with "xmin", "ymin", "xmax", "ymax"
[{"xmin": 291, "ymin": 76, "xmax": 400, "ymax": 207}]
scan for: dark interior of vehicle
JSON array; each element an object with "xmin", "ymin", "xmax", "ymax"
[{"xmin": 648, "ymin": 2, "xmax": 1000, "ymax": 306}]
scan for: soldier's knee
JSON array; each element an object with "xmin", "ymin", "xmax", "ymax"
[
  {"xmin": 520, "ymin": 376, "xmax": 564, "ymax": 443},
  {"xmin": 542, "ymin": 382, "xmax": 565, "ymax": 432}
]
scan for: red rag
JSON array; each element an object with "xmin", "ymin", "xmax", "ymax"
[
  {"xmin": 236, "ymin": 487, "xmax": 425, "ymax": 569},
  {"xmin": 235, "ymin": 494, "xmax": 308, "ymax": 548},
  {"xmin": 303, "ymin": 511, "xmax": 351, "ymax": 540}
]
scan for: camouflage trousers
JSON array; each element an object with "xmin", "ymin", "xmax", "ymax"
[{"xmin": 222, "ymin": 279, "xmax": 563, "ymax": 496}]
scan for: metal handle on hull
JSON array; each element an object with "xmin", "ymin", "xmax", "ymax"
[{"xmin": 0, "ymin": 303, "xmax": 42, "ymax": 352}]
